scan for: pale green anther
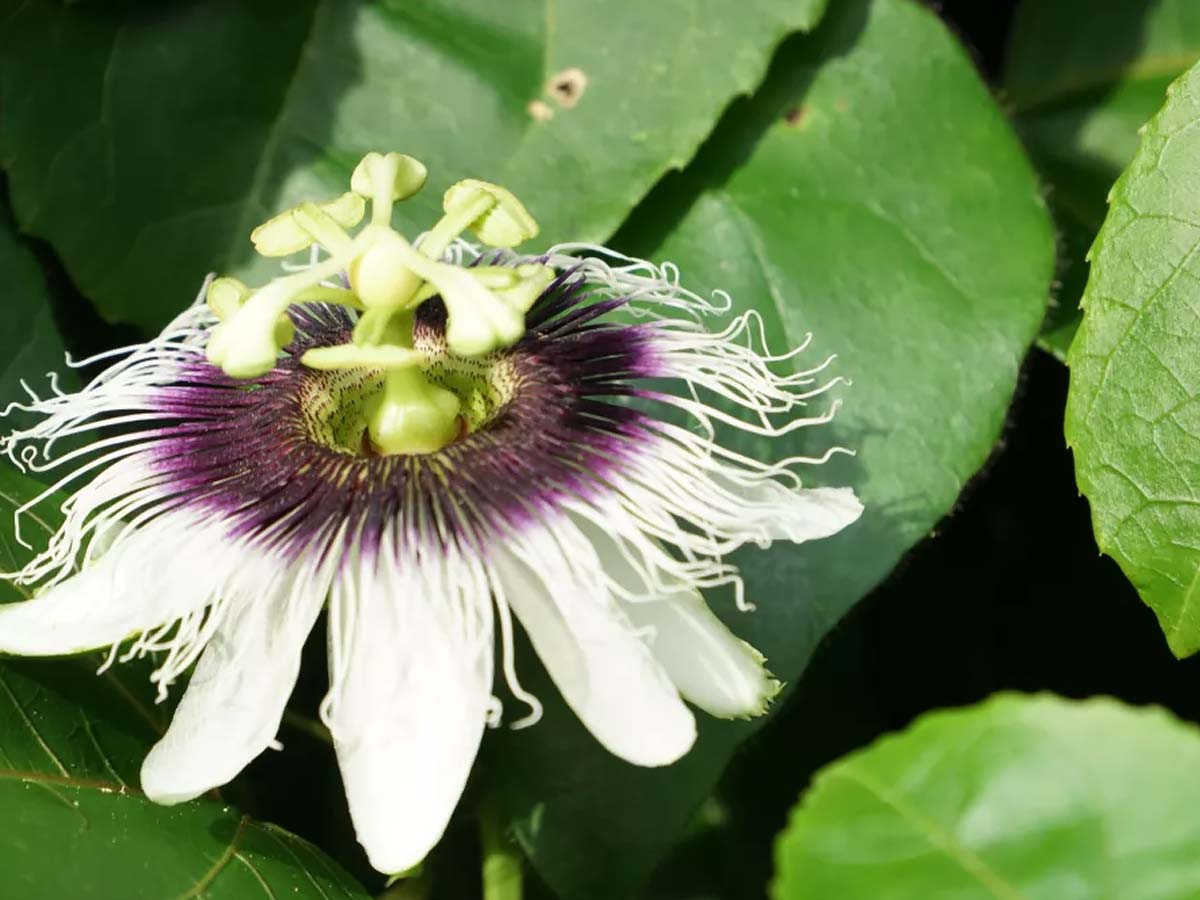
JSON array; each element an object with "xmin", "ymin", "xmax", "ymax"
[
  {"xmin": 206, "ymin": 251, "xmax": 356, "ymax": 378},
  {"xmin": 391, "ymin": 244, "xmax": 527, "ymax": 356},
  {"xmin": 350, "ymin": 152, "xmax": 428, "ymax": 202},
  {"xmin": 407, "ymin": 264, "xmax": 550, "ymax": 307},
  {"xmin": 442, "ymin": 276, "xmax": 526, "ymax": 357},
  {"xmin": 206, "ymin": 277, "xmax": 251, "ymax": 321},
  {"xmin": 301, "ymin": 343, "xmax": 423, "ymax": 371},
  {"xmin": 443, "ymin": 179, "xmax": 539, "ymax": 248},
  {"xmin": 324, "ymin": 191, "xmax": 368, "ymax": 227},
  {"xmin": 251, "ymin": 193, "xmax": 365, "ymax": 257},
  {"xmin": 410, "ymin": 267, "xmax": 522, "ymax": 305},
  {"xmin": 494, "ymin": 264, "xmax": 556, "ymax": 314},
  {"xmin": 401, "ymin": 266, "xmax": 552, "ymax": 348},
  {"xmin": 351, "ymin": 152, "xmax": 428, "ymax": 225},
  {"xmin": 206, "ymin": 280, "xmax": 297, "ymax": 378}
]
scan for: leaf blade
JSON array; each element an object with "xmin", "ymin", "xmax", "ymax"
[
  {"xmin": 0, "ymin": 0, "xmax": 830, "ymax": 330},
  {"xmin": 774, "ymin": 695, "xmax": 1200, "ymax": 900},
  {"xmin": 1065, "ymin": 58, "xmax": 1200, "ymax": 657}
]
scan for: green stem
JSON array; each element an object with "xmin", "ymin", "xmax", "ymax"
[
  {"xmin": 376, "ymin": 870, "xmax": 431, "ymax": 900},
  {"xmin": 281, "ymin": 710, "xmax": 333, "ymax": 746},
  {"xmin": 480, "ymin": 799, "xmax": 523, "ymax": 900}
]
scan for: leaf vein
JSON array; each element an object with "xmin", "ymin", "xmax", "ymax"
[{"xmin": 831, "ymin": 764, "xmax": 1027, "ymax": 900}]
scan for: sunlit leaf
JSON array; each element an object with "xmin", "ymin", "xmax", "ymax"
[
  {"xmin": 0, "ymin": 0, "xmax": 827, "ymax": 331},
  {"xmin": 1066, "ymin": 58, "xmax": 1200, "ymax": 657},
  {"xmin": 775, "ymin": 694, "xmax": 1200, "ymax": 900}
]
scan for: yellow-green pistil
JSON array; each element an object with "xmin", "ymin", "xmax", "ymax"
[{"xmin": 204, "ymin": 152, "xmax": 555, "ymax": 456}]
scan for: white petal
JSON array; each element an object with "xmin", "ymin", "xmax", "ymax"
[
  {"xmin": 575, "ymin": 518, "xmax": 778, "ymax": 719},
  {"xmin": 621, "ymin": 594, "xmax": 779, "ymax": 719},
  {"xmin": 140, "ymin": 567, "xmax": 325, "ymax": 804},
  {"xmin": 494, "ymin": 539, "xmax": 696, "ymax": 767},
  {"xmin": 328, "ymin": 562, "xmax": 493, "ymax": 875},
  {"xmin": 731, "ymin": 481, "xmax": 863, "ymax": 543},
  {"xmin": 0, "ymin": 516, "xmax": 232, "ymax": 656}
]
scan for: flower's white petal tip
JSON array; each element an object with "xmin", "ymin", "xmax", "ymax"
[
  {"xmin": 137, "ymin": 576, "xmax": 320, "ymax": 813},
  {"xmin": 139, "ymin": 751, "xmax": 209, "ymax": 807},
  {"xmin": 362, "ymin": 834, "xmax": 432, "ymax": 882},
  {"xmin": 339, "ymin": 731, "xmax": 465, "ymax": 875},
  {"xmin": 610, "ymin": 705, "xmax": 697, "ymax": 769},
  {"xmin": 495, "ymin": 548, "xmax": 696, "ymax": 769},
  {"xmin": 713, "ymin": 654, "xmax": 783, "ymax": 722},
  {"xmin": 703, "ymin": 638, "xmax": 785, "ymax": 723},
  {"xmin": 783, "ymin": 486, "xmax": 864, "ymax": 543},
  {"xmin": 328, "ymin": 560, "xmax": 493, "ymax": 878},
  {"xmin": 0, "ymin": 587, "xmax": 132, "ymax": 657},
  {"xmin": 819, "ymin": 485, "xmax": 864, "ymax": 525}
]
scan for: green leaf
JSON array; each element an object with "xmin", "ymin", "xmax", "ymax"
[
  {"xmin": 1065, "ymin": 59, "xmax": 1200, "ymax": 658},
  {"xmin": 494, "ymin": 2, "xmax": 1054, "ymax": 897},
  {"xmin": 0, "ymin": 202, "xmax": 74, "ymax": 408},
  {"xmin": 1004, "ymin": 0, "xmax": 1200, "ymax": 359},
  {"xmin": 0, "ymin": 465, "xmax": 371, "ymax": 898},
  {"xmin": 773, "ymin": 694, "xmax": 1200, "ymax": 900},
  {"xmin": 0, "ymin": 0, "xmax": 827, "ymax": 332}
]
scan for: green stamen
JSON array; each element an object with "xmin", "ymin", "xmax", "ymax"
[{"xmin": 206, "ymin": 151, "xmax": 550, "ymax": 456}]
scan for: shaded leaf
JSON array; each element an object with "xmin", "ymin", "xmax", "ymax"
[
  {"xmin": 1005, "ymin": 0, "xmax": 1200, "ymax": 358},
  {"xmin": 1066, "ymin": 59, "xmax": 1200, "ymax": 657},
  {"xmin": 0, "ymin": 202, "xmax": 75, "ymax": 409},
  {"xmin": 774, "ymin": 694, "xmax": 1200, "ymax": 900},
  {"xmin": 494, "ymin": 1, "xmax": 1054, "ymax": 897},
  {"xmin": 0, "ymin": 0, "xmax": 828, "ymax": 331}
]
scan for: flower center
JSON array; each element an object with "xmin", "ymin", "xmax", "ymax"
[
  {"xmin": 297, "ymin": 368, "xmax": 385, "ymax": 456},
  {"xmin": 202, "ymin": 151, "xmax": 555, "ymax": 456},
  {"xmin": 297, "ymin": 312, "xmax": 520, "ymax": 458}
]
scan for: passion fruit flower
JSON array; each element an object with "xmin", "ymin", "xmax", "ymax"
[{"xmin": 0, "ymin": 152, "xmax": 862, "ymax": 874}]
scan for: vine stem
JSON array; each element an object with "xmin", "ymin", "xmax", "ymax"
[
  {"xmin": 281, "ymin": 709, "xmax": 333, "ymax": 746},
  {"xmin": 480, "ymin": 797, "xmax": 524, "ymax": 900}
]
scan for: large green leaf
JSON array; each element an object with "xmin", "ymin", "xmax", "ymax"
[
  {"xmin": 1005, "ymin": 0, "xmax": 1200, "ymax": 359},
  {"xmin": 0, "ymin": 202, "xmax": 74, "ymax": 408},
  {"xmin": 494, "ymin": 2, "xmax": 1054, "ymax": 898},
  {"xmin": 1066, "ymin": 60, "xmax": 1200, "ymax": 658},
  {"xmin": 773, "ymin": 694, "xmax": 1200, "ymax": 900},
  {"xmin": 0, "ymin": 0, "xmax": 827, "ymax": 332},
  {"xmin": 0, "ymin": 465, "xmax": 372, "ymax": 898}
]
